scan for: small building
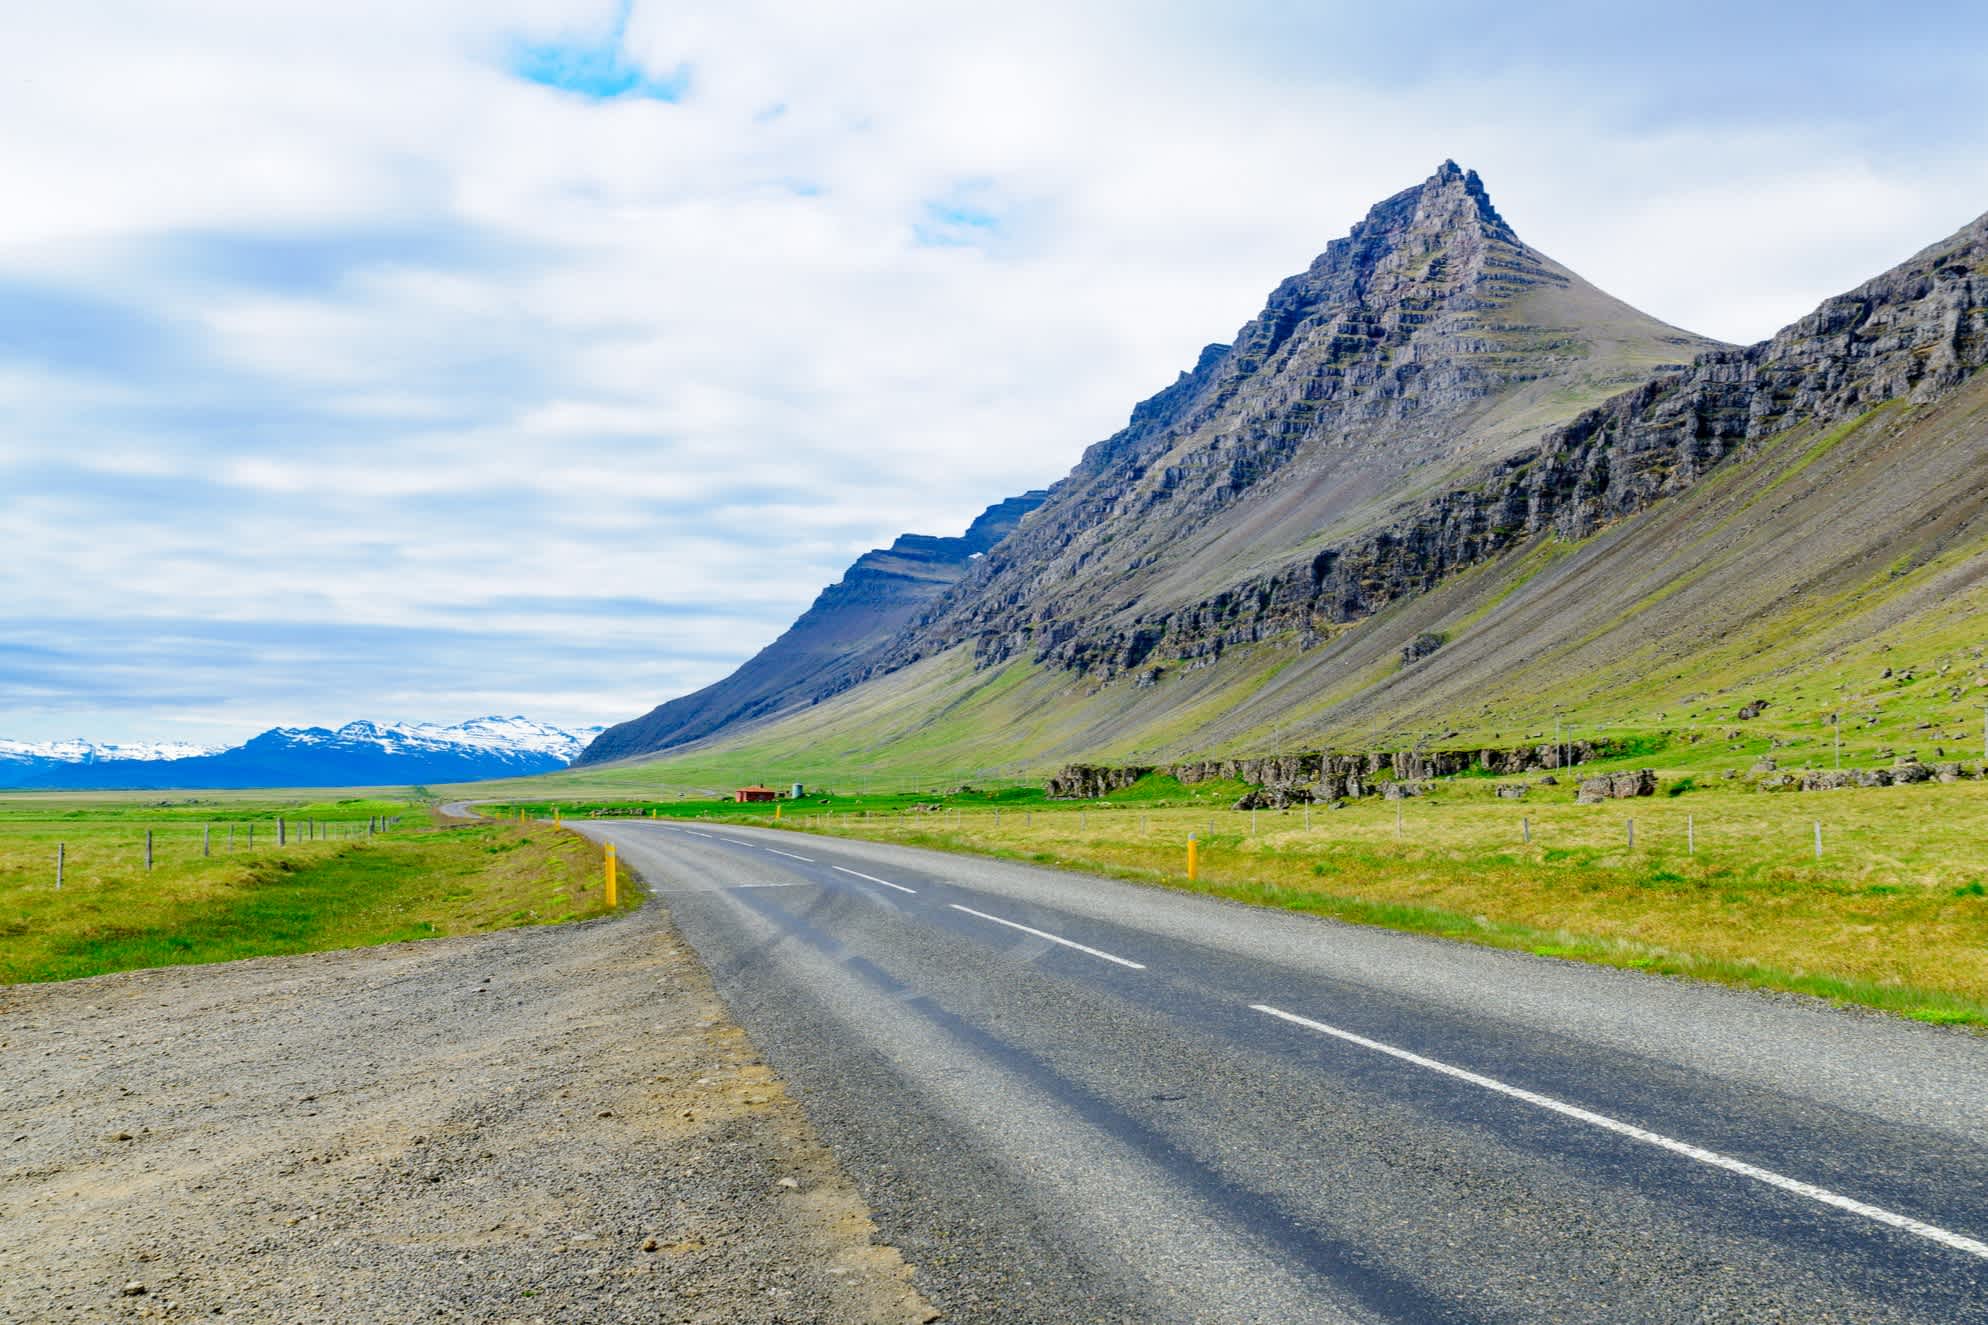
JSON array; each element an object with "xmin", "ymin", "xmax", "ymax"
[{"xmin": 734, "ymin": 785, "xmax": 779, "ymax": 803}]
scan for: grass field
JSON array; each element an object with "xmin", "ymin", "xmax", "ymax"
[
  {"xmin": 488, "ymin": 774, "xmax": 1988, "ymax": 1028},
  {"xmin": 0, "ymin": 793, "xmax": 625, "ymax": 984}
]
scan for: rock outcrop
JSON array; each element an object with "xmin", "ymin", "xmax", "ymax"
[
  {"xmin": 1044, "ymin": 763, "xmax": 1154, "ymax": 799},
  {"xmin": 1575, "ymin": 770, "xmax": 1657, "ymax": 803},
  {"xmin": 1045, "ymin": 738, "xmax": 1623, "ymax": 800}
]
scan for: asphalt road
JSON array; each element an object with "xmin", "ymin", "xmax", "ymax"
[{"xmin": 579, "ymin": 817, "xmax": 1988, "ymax": 1324}]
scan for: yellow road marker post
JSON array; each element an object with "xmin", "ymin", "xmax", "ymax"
[
  {"xmin": 1187, "ymin": 833, "xmax": 1199, "ymax": 881},
  {"xmin": 604, "ymin": 842, "xmax": 618, "ymax": 908}
]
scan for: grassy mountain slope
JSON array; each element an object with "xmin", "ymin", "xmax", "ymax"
[
  {"xmin": 521, "ymin": 366, "xmax": 1988, "ymax": 794},
  {"xmin": 534, "ymin": 199, "xmax": 1988, "ymax": 792}
]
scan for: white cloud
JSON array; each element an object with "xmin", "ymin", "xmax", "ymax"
[{"xmin": 2, "ymin": 0, "xmax": 1984, "ymax": 742}]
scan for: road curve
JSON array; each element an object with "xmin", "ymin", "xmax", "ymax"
[{"xmin": 579, "ymin": 817, "xmax": 1988, "ymax": 1324}]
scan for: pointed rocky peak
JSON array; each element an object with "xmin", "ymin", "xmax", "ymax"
[
  {"xmin": 1212, "ymin": 162, "xmax": 1602, "ymax": 396},
  {"xmin": 1349, "ymin": 159, "xmax": 1514, "ymax": 252}
]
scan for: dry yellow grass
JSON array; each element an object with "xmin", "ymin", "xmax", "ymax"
[{"xmin": 772, "ymin": 781, "xmax": 1988, "ymax": 1024}]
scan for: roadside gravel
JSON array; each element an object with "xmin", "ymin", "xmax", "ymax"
[{"xmin": 0, "ymin": 885, "xmax": 934, "ymax": 1324}]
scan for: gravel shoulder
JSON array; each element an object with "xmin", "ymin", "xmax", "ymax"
[{"xmin": 0, "ymin": 883, "xmax": 935, "ymax": 1324}]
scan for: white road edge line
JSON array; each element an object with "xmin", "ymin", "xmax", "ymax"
[
  {"xmin": 831, "ymin": 865, "xmax": 917, "ymax": 895},
  {"xmin": 764, "ymin": 848, "xmax": 814, "ymax": 862},
  {"xmin": 948, "ymin": 904, "xmax": 1147, "ymax": 971},
  {"xmin": 1249, "ymin": 1003, "xmax": 1988, "ymax": 1261}
]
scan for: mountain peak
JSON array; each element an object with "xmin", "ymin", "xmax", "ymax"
[{"xmin": 1347, "ymin": 159, "xmax": 1511, "ymax": 255}]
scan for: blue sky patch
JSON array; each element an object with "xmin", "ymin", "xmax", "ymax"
[
  {"xmin": 914, "ymin": 185, "xmax": 1006, "ymax": 248},
  {"xmin": 507, "ymin": 0, "xmax": 688, "ymax": 102}
]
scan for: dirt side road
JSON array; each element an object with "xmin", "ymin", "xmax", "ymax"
[{"xmin": 0, "ymin": 894, "xmax": 934, "ymax": 1324}]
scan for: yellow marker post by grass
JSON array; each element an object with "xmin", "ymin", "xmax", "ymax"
[
  {"xmin": 604, "ymin": 842, "xmax": 618, "ymax": 908},
  {"xmin": 1187, "ymin": 834, "xmax": 1199, "ymax": 881}
]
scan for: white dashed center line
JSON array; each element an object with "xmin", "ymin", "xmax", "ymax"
[
  {"xmin": 948, "ymin": 904, "xmax": 1146, "ymax": 970},
  {"xmin": 831, "ymin": 865, "xmax": 916, "ymax": 894},
  {"xmin": 764, "ymin": 848, "xmax": 814, "ymax": 862},
  {"xmin": 1250, "ymin": 1003, "xmax": 1988, "ymax": 1261}
]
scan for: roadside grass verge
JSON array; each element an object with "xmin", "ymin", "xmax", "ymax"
[
  {"xmin": 556, "ymin": 780, "xmax": 1988, "ymax": 1028},
  {"xmin": 0, "ymin": 796, "xmax": 625, "ymax": 984}
]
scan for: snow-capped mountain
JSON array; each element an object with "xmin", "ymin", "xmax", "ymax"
[
  {"xmin": 0, "ymin": 738, "xmax": 223, "ymax": 764},
  {"xmin": 258, "ymin": 718, "xmax": 595, "ymax": 763},
  {"xmin": 0, "ymin": 717, "xmax": 603, "ymax": 790}
]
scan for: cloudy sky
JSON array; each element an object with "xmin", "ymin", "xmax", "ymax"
[{"xmin": 3, "ymin": 0, "xmax": 1985, "ymax": 745}]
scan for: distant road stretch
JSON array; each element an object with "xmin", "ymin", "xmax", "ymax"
[{"xmin": 581, "ymin": 819, "xmax": 1988, "ymax": 1324}]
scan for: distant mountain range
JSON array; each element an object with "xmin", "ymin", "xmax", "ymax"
[{"xmin": 0, "ymin": 717, "xmax": 601, "ymax": 790}]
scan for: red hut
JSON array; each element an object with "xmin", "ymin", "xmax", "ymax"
[{"xmin": 733, "ymin": 786, "xmax": 779, "ymax": 803}]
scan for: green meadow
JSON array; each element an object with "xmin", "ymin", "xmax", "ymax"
[{"xmin": 0, "ymin": 792, "xmax": 624, "ymax": 984}]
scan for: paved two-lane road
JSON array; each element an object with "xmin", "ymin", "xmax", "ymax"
[{"xmin": 581, "ymin": 817, "xmax": 1988, "ymax": 1323}]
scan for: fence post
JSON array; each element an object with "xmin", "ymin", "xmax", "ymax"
[
  {"xmin": 203, "ymin": 825, "xmax": 210, "ymax": 858},
  {"xmin": 1814, "ymin": 821, "xmax": 1822, "ymax": 861},
  {"xmin": 1687, "ymin": 815, "xmax": 1694, "ymax": 855},
  {"xmin": 277, "ymin": 817, "xmax": 285, "ymax": 847},
  {"xmin": 145, "ymin": 830, "xmax": 152, "ymax": 871},
  {"xmin": 1626, "ymin": 818, "xmax": 1634, "ymax": 849},
  {"xmin": 1522, "ymin": 816, "xmax": 1530, "ymax": 845},
  {"xmin": 248, "ymin": 824, "xmax": 254, "ymax": 850},
  {"xmin": 56, "ymin": 842, "xmax": 63, "ymax": 889},
  {"xmin": 1187, "ymin": 833, "xmax": 1199, "ymax": 881}
]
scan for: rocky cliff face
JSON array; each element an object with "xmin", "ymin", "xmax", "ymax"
[
  {"xmin": 871, "ymin": 162, "xmax": 1722, "ymax": 678},
  {"xmin": 576, "ymin": 492, "xmax": 1046, "ymax": 765},
  {"xmin": 883, "ymin": 178, "xmax": 1988, "ymax": 684}
]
